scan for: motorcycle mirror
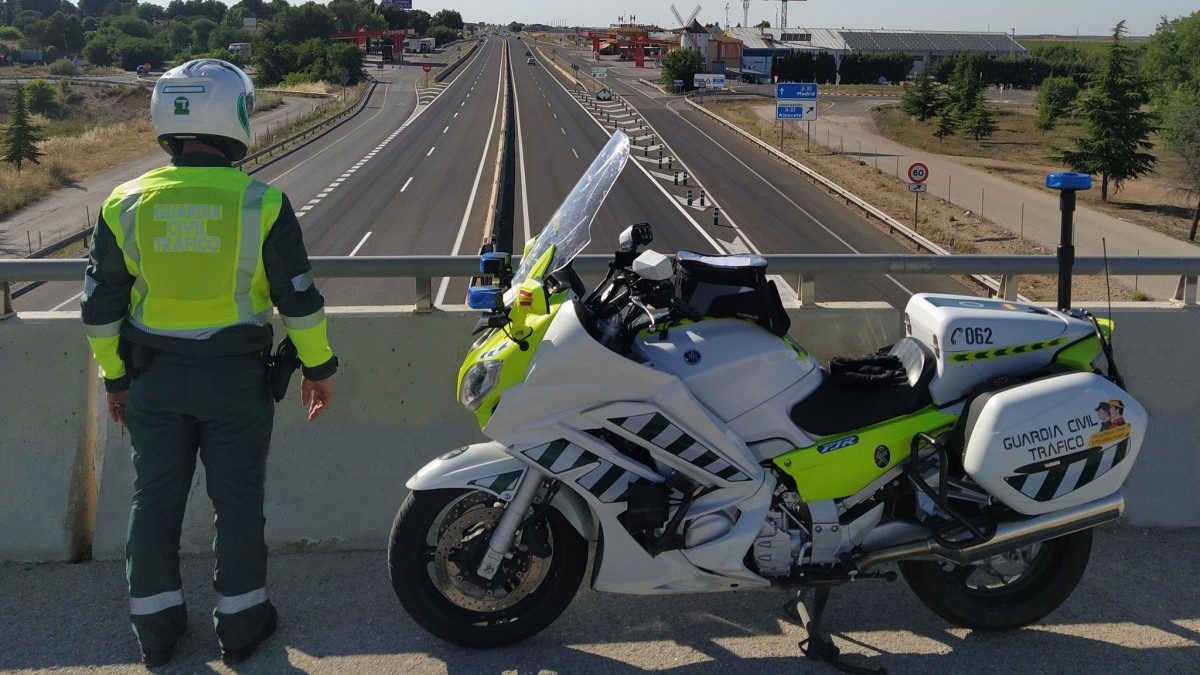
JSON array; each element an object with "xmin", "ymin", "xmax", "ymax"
[
  {"xmin": 632, "ymin": 250, "xmax": 673, "ymax": 282},
  {"xmin": 618, "ymin": 222, "xmax": 654, "ymax": 251}
]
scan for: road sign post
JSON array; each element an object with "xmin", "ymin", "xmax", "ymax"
[{"xmin": 907, "ymin": 163, "xmax": 930, "ymax": 233}]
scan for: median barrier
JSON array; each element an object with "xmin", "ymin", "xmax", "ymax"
[
  {"xmin": 434, "ymin": 40, "xmax": 480, "ymax": 83},
  {"xmin": 0, "ymin": 301, "xmax": 1197, "ymax": 561}
]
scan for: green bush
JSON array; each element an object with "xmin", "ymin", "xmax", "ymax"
[
  {"xmin": 24, "ymin": 79, "xmax": 58, "ymax": 115},
  {"xmin": 0, "ymin": 26, "xmax": 23, "ymax": 40},
  {"xmin": 48, "ymin": 59, "xmax": 81, "ymax": 76}
]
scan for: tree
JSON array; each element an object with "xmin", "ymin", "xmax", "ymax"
[
  {"xmin": 900, "ymin": 68, "xmax": 942, "ymax": 121},
  {"xmin": 431, "ymin": 9, "xmax": 462, "ymax": 31},
  {"xmin": 755, "ymin": 20, "xmax": 770, "ymax": 29},
  {"xmin": 932, "ymin": 109, "xmax": 957, "ymax": 142},
  {"xmin": 1142, "ymin": 12, "xmax": 1200, "ymax": 102},
  {"xmin": 507, "ymin": 21, "xmax": 523, "ymax": 32},
  {"xmin": 426, "ymin": 24, "xmax": 457, "ymax": 46},
  {"xmin": 660, "ymin": 48, "xmax": 704, "ymax": 90},
  {"xmin": 1160, "ymin": 87, "xmax": 1200, "ymax": 240},
  {"xmin": 946, "ymin": 52, "xmax": 985, "ymax": 117},
  {"xmin": 1034, "ymin": 75, "xmax": 1079, "ymax": 134},
  {"xmin": 259, "ymin": 1, "xmax": 333, "ymax": 44},
  {"xmin": 960, "ymin": 88, "xmax": 997, "ymax": 142},
  {"xmin": 3, "ymin": 85, "xmax": 45, "ymax": 173},
  {"xmin": 1057, "ymin": 22, "xmax": 1156, "ymax": 201}
]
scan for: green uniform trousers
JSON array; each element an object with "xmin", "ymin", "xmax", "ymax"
[{"xmin": 124, "ymin": 349, "xmax": 275, "ymax": 652}]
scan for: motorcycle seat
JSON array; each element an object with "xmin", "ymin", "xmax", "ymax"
[{"xmin": 789, "ymin": 337, "xmax": 937, "ymax": 438}]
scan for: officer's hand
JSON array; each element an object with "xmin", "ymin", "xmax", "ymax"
[
  {"xmin": 301, "ymin": 376, "xmax": 334, "ymax": 421},
  {"xmin": 107, "ymin": 391, "xmax": 129, "ymax": 429}
]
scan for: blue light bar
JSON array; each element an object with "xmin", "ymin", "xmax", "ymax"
[
  {"xmin": 480, "ymin": 251, "xmax": 511, "ymax": 275},
  {"xmin": 1046, "ymin": 173, "xmax": 1092, "ymax": 191},
  {"xmin": 467, "ymin": 285, "xmax": 504, "ymax": 310}
]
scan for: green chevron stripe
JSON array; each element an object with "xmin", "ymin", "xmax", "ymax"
[
  {"xmin": 663, "ymin": 433, "xmax": 696, "ymax": 456},
  {"xmin": 589, "ymin": 465, "xmax": 627, "ymax": 497},
  {"xmin": 691, "ymin": 450, "xmax": 720, "ymax": 469},
  {"xmin": 949, "ymin": 337, "xmax": 1069, "ymax": 363},
  {"xmin": 1077, "ymin": 453, "xmax": 1103, "ymax": 488},
  {"xmin": 1035, "ymin": 466, "xmax": 1068, "ymax": 502},
  {"xmin": 636, "ymin": 413, "xmax": 671, "ymax": 441},
  {"xmin": 536, "ymin": 439, "xmax": 570, "ymax": 470},
  {"xmin": 1113, "ymin": 438, "xmax": 1129, "ymax": 465},
  {"xmin": 715, "ymin": 465, "xmax": 742, "ymax": 480},
  {"xmin": 471, "ymin": 470, "xmax": 523, "ymax": 494},
  {"xmin": 568, "ymin": 450, "xmax": 599, "ymax": 471},
  {"xmin": 1006, "ymin": 474, "xmax": 1029, "ymax": 492}
]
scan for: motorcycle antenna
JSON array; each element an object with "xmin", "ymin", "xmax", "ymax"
[{"xmin": 1097, "ymin": 237, "xmax": 1125, "ymax": 388}]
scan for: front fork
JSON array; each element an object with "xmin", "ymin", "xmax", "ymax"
[{"xmin": 476, "ymin": 471, "xmax": 543, "ymax": 580}]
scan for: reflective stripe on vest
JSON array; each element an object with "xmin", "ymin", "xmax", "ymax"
[{"xmin": 102, "ymin": 167, "xmax": 282, "ymax": 340}]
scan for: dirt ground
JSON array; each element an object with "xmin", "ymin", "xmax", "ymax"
[{"xmin": 704, "ymin": 100, "xmax": 1133, "ymax": 302}]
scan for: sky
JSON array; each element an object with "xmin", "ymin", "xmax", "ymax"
[{"xmin": 384, "ymin": 1, "xmax": 1196, "ymax": 37}]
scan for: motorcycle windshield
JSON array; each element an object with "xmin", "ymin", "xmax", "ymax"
[{"xmin": 511, "ymin": 131, "xmax": 630, "ymax": 286}]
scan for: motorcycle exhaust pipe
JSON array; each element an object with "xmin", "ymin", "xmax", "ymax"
[{"xmin": 855, "ymin": 490, "xmax": 1125, "ymax": 572}]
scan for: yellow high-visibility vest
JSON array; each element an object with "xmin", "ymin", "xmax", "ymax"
[{"xmin": 101, "ymin": 165, "xmax": 283, "ymax": 338}]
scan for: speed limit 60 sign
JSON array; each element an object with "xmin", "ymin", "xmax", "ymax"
[{"xmin": 907, "ymin": 162, "xmax": 930, "ymax": 184}]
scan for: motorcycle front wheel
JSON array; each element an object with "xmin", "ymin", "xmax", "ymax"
[
  {"xmin": 898, "ymin": 528, "xmax": 1093, "ymax": 631},
  {"xmin": 388, "ymin": 488, "xmax": 587, "ymax": 648}
]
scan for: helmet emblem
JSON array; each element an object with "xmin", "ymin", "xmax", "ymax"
[
  {"xmin": 237, "ymin": 93, "xmax": 250, "ymax": 134},
  {"xmin": 173, "ymin": 97, "xmax": 190, "ymax": 115},
  {"xmin": 684, "ymin": 350, "xmax": 702, "ymax": 365}
]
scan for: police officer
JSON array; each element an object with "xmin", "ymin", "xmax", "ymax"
[{"xmin": 80, "ymin": 60, "xmax": 337, "ymax": 667}]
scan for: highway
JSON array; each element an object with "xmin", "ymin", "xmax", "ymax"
[{"xmin": 15, "ymin": 35, "xmax": 971, "ymax": 313}]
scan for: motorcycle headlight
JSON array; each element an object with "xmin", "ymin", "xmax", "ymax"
[{"xmin": 459, "ymin": 360, "xmax": 503, "ymax": 410}]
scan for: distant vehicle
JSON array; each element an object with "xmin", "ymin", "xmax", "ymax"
[
  {"xmin": 525, "ymin": 50, "xmax": 532, "ymax": 56},
  {"xmin": 135, "ymin": 65, "xmax": 147, "ymax": 75},
  {"xmin": 526, "ymin": 57, "xmax": 536, "ymax": 65},
  {"xmin": 228, "ymin": 42, "xmax": 250, "ymax": 54}
]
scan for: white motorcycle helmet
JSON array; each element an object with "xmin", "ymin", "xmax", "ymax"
[{"xmin": 151, "ymin": 59, "xmax": 256, "ymax": 161}]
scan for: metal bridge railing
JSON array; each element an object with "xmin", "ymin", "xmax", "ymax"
[{"xmin": 3, "ymin": 254, "xmax": 1199, "ymax": 315}]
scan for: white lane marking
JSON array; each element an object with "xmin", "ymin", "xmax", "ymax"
[
  {"xmin": 454, "ymin": 112, "xmax": 459, "ymax": 118},
  {"xmin": 307, "ymin": 198, "xmax": 321, "ymax": 204},
  {"xmin": 296, "ymin": 212, "xmax": 306, "ymax": 218},
  {"xmin": 461, "ymin": 101, "xmax": 465, "ymax": 107},
  {"xmin": 300, "ymin": 205, "xmax": 314, "ymax": 211},
  {"xmin": 553, "ymin": 113, "xmax": 557, "ymax": 119},
  {"xmin": 401, "ymin": 176, "xmax": 414, "ymax": 192},
  {"xmin": 572, "ymin": 148, "xmax": 578, "ymax": 158},
  {"xmin": 427, "ymin": 146, "xmax": 436, "ymax": 156},
  {"xmin": 443, "ymin": 126, "xmax": 449, "ymax": 134},
  {"xmin": 513, "ymin": 59, "xmax": 532, "ymax": 243},
  {"xmin": 436, "ymin": 45, "xmax": 505, "ymax": 308},
  {"xmin": 349, "ymin": 232, "xmax": 372, "ymax": 256},
  {"xmin": 561, "ymin": 127, "xmax": 566, "ymax": 135},
  {"xmin": 51, "ymin": 291, "xmax": 84, "ymax": 311},
  {"xmin": 268, "ymin": 76, "xmax": 392, "ymax": 184}
]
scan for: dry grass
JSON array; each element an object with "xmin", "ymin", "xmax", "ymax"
[
  {"xmin": 263, "ymin": 82, "xmax": 338, "ymax": 96},
  {"xmin": 702, "ymin": 100, "xmax": 1134, "ymax": 302},
  {"xmin": 0, "ymin": 119, "xmax": 158, "ymax": 219},
  {"xmin": 255, "ymin": 91, "xmax": 284, "ymax": 112}
]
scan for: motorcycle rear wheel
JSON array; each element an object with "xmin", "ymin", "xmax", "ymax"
[
  {"xmin": 898, "ymin": 528, "xmax": 1093, "ymax": 631},
  {"xmin": 388, "ymin": 488, "xmax": 587, "ymax": 648}
]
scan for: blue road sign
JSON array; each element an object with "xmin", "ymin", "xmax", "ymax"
[
  {"xmin": 776, "ymin": 83, "xmax": 817, "ymax": 100},
  {"xmin": 776, "ymin": 82, "xmax": 818, "ymax": 120}
]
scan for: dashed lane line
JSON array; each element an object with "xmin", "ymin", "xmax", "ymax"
[
  {"xmin": 401, "ymin": 177, "xmax": 414, "ymax": 192},
  {"xmin": 349, "ymin": 232, "xmax": 372, "ymax": 256}
]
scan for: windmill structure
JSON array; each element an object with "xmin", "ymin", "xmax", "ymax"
[{"xmin": 670, "ymin": 4, "xmax": 702, "ymax": 30}]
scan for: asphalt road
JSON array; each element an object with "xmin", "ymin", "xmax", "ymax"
[
  {"xmin": 1, "ymin": 526, "xmax": 1195, "ymax": 674},
  {"xmin": 530, "ymin": 44, "xmax": 971, "ymax": 306}
]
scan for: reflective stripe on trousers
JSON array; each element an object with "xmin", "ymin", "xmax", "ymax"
[
  {"xmin": 215, "ymin": 587, "xmax": 268, "ymax": 615},
  {"xmin": 130, "ymin": 589, "xmax": 184, "ymax": 615}
]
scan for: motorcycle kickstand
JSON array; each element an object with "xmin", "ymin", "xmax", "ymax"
[{"xmin": 788, "ymin": 587, "xmax": 888, "ymax": 675}]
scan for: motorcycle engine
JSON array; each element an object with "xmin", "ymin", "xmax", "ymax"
[{"xmin": 752, "ymin": 492, "xmax": 809, "ymax": 577}]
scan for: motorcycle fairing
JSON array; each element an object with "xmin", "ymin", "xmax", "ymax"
[{"xmin": 404, "ymin": 441, "xmax": 596, "ymax": 541}]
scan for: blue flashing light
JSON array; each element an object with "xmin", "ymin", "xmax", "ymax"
[
  {"xmin": 479, "ymin": 251, "xmax": 510, "ymax": 275},
  {"xmin": 467, "ymin": 285, "xmax": 504, "ymax": 311},
  {"xmin": 1046, "ymin": 173, "xmax": 1092, "ymax": 191}
]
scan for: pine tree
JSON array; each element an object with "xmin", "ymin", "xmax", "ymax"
[
  {"xmin": 1056, "ymin": 21, "xmax": 1156, "ymax": 201},
  {"xmin": 933, "ymin": 109, "xmax": 957, "ymax": 142},
  {"xmin": 961, "ymin": 88, "xmax": 998, "ymax": 143},
  {"xmin": 900, "ymin": 68, "xmax": 942, "ymax": 121},
  {"xmin": 3, "ymin": 84, "xmax": 45, "ymax": 173}
]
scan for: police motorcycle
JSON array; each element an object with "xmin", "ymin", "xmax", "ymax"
[{"xmin": 388, "ymin": 132, "xmax": 1145, "ymax": 669}]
